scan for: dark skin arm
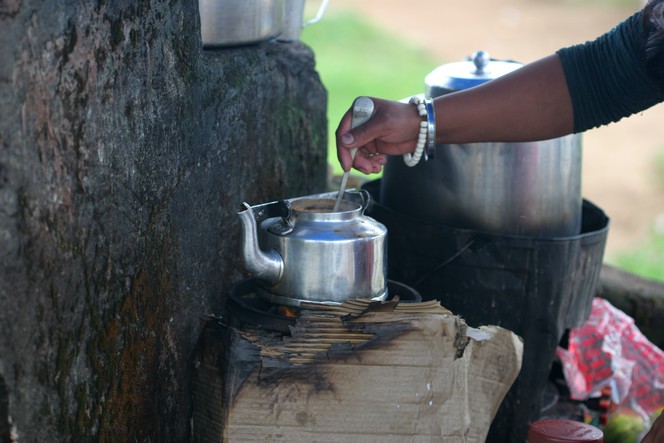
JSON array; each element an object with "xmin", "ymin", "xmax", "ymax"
[
  {"xmin": 642, "ymin": 412, "xmax": 664, "ymax": 443},
  {"xmin": 336, "ymin": 54, "xmax": 574, "ymax": 174}
]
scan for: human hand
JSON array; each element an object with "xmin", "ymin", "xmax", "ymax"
[
  {"xmin": 335, "ymin": 97, "xmax": 422, "ymax": 174},
  {"xmin": 642, "ymin": 411, "xmax": 664, "ymax": 443}
]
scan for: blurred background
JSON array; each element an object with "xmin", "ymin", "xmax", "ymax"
[{"xmin": 301, "ymin": 0, "xmax": 664, "ymax": 281}]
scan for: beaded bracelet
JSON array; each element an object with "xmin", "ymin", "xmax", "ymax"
[{"xmin": 404, "ymin": 96, "xmax": 435, "ymax": 166}]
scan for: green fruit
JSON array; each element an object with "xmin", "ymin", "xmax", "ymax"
[{"xmin": 603, "ymin": 412, "xmax": 645, "ymax": 443}]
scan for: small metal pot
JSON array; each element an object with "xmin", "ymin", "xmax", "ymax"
[{"xmin": 199, "ymin": 0, "xmax": 286, "ymax": 48}]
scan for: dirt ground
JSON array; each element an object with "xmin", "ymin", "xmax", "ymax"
[{"xmin": 326, "ymin": 0, "xmax": 664, "ymax": 260}]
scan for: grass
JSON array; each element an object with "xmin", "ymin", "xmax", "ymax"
[
  {"xmin": 301, "ymin": 8, "xmax": 664, "ymax": 282},
  {"xmin": 614, "ymin": 229, "xmax": 664, "ymax": 282},
  {"xmin": 300, "ymin": 11, "xmax": 440, "ymax": 177},
  {"xmin": 612, "ymin": 148, "xmax": 664, "ymax": 282}
]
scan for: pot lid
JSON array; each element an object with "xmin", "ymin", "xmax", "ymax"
[
  {"xmin": 425, "ymin": 50, "xmax": 522, "ymax": 97},
  {"xmin": 527, "ymin": 419, "xmax": 604, "ymax": 443}
]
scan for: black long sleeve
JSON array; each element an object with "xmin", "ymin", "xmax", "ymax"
[{"xmin": 557, "ymin": 11, "xmax": 664, "ymax": 133}]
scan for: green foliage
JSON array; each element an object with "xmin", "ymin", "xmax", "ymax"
[
  {"xmin": 613, "ymin": 228, "xmax": 664, "ymax": 282},
  {"xmin": 300, "ymin": 11, "xmax": 439, "ymax": 176},
  {"xmin": 612, "ymin": 147, "xmax": 664, "ymax": 282},
  {"xmin": 656, "ymin": 148, "xmax": 664, "ymax": 188}
]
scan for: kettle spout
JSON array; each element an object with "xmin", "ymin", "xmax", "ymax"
[{"xmin": 237, "ymin": 202, "xmax": 283, "ymax": 284}]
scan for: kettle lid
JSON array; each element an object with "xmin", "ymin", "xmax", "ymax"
[{"xmin": 424, "ymin": 50, "xmax": 522, "ymax": 98}]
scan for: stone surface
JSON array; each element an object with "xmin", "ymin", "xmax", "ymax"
[{"xmin": 0, "ymin": 1, "xmax": 327, "ymax": 441}]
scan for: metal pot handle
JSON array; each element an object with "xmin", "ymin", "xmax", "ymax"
[
  {"xmin": 339, "ymin": 189, "xmax": 372, "ymax": 214},
  {"xmin": 267, "ymin": 200, "xmax": 294, "ymax": 236},
  {"xmin": 303, "ymin": 0, "xmax": 330, "ymax": 27},
  {"xmin": 247, "ymin": 199, "xmax": 295, "ymax": 230}
]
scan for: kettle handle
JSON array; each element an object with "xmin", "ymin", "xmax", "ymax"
[
  {"xmin": 267, "ymin": 200, "xmax": 294, "ymax": 236},
  {"xmin": 358, "ymin": 189, "xmax": 373, "ymax": 214},
  {"xmin": 247, "ymin": 200, "xmax": 283, "ymax": 224},
  {"xmin": 341, "ymin": 189, "xmax": 373, "ymax": 214},
  {"xmin": 303, "ymin": 0, "xmax": 330, "ymax": 28}
]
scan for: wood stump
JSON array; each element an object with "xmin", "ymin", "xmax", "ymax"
[{"xmin": 193, "ymin": 298, "xmax": 523, "ymax": 442}]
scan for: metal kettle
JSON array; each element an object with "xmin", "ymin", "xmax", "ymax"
[{"xmin": 237, "ymin": 190, "xmax": 388, "ymax": 306}]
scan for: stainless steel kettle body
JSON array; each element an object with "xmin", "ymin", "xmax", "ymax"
[{"xmin": 238, "ymin": 191, "xmax": 388, "ymax": 306}]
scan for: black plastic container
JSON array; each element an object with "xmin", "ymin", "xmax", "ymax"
[{"xmin": 362, "ymin": 179, "xmax": 609, "ymax": 443}]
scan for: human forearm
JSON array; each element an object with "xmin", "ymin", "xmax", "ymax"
[
  {"xmin": 336, "ymin": 2, "xmax": 664, "ymax": 175},
  {"xmin": 433, "ymin": 54, "xmax": 574, "ymax": 144},
  {"xmin": 334, "ymin": 55, "xmax": 573, "ymax": 173}
]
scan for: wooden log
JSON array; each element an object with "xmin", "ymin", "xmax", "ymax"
[
  {"xmin": 192, "ymin": 299, "xmax": 524, "ymax": 443},
  {"xmin": 594, "ymin": 264, "xmax": 664, "ymax": 349}
]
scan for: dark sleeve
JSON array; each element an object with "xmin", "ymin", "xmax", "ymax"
[{"xmin": 557, "ymin": 11, "xmax": 664, "ymax": 133}]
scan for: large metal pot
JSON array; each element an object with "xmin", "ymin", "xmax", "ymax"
[
  {"xmin": 199, "ymin": 0, "xmax": 286, "ymax": 48},
  {"xmin": 237, "ymin": 190, "xmax": 388, "ymax": 306},
  {"xmin": 381, "ymin": 51, "xmax": 582, "ymax": 238}
]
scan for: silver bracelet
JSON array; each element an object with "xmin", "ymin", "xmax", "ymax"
[{"xmin": 425, "ymin": 99, "xmax": 436, "ymax": 160}]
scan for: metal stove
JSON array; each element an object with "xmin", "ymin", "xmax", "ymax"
[{"xmin": 226, "ymin": 278, "xmax": 422, "ymax": 334}]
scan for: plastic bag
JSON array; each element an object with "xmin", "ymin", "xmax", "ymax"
[{"xmin": 556, "ymin": 297, "xmax": 664, "ymax": 422}]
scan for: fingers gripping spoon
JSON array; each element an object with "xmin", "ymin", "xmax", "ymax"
[{"xmin": 333, "ymin": 97, "xmax": 375, "ymax": 212}]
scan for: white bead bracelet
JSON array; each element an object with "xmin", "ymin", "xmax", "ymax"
[{"xmin": 404, "ymin": 96, "xmax": 435, "ymax": 167}]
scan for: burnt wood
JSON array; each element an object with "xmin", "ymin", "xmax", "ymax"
[{"xmin": 192, "ymin": 300, "xmax": 523, "ymax": 443}]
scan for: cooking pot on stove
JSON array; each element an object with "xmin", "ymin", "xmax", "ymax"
[
  {"xmin": 381, "ymin": 51, "xmax": 582, "ymax": 237},
  {"xmin": 237, "ymin": 190, "xmax": 387, "ymax": 306}
]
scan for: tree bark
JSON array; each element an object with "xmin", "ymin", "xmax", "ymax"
[{"xmin": 0, "ymin": 1, "xmax": 327, "ymax": 441}]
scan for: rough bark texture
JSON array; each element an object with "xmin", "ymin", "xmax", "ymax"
[
  {"xmin": 0, "ymin": 1, "xmax": 327, "ymax": 441},
  {"xmin": 595, "ymin": 264, "xmax": 664, "ymax": 350}
]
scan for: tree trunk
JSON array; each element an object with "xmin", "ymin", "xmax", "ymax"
[{"xmin": 0, "ymin": 1, "xmax": 327, "ymax": 441}]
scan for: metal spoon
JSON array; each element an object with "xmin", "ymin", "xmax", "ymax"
[{"xmin": 333, "ymin": 97, "xmax": 375, "ymax": 211}]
